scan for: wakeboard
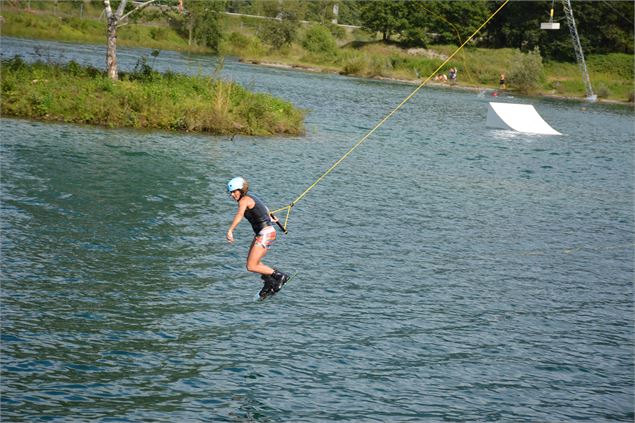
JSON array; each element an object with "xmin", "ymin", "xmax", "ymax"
[{"xmin": 255, "ymin": 271, "xmax": 298, "ymax": 301}]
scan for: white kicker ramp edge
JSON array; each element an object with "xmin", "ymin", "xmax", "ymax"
[{"xmin": 486, "ymin": 102, "xmax": 561, "ymax": 135}]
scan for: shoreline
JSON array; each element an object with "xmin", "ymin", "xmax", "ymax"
[{"xmin": 241, "ymin": 59, "xmax": 634, "ymax": 107}]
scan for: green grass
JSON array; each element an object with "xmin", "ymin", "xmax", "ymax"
[
  {"xmin": 1, "ymin": 10, "xmax": 209, "ymax": 53},
  {"xmin": 543, "ymin": 53, "xmax": 634, "ymax": 101},
  {"xmin": 219, "ymin": 14, "xmax": 633, "ymax": 102},
  {"xmin": 1, "ymin": 58, "xmax": 305, "ymax": 136},
  {"xmin": 2, "ymin": 7, "xmax": 633, "ymax": 103}
]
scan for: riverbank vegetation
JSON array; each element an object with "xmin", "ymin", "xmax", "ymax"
[
  {"xmin": 1, "ymin": 1, "xmax": 633, "ymax": 102},
  {"xmin": 1, "ymin": 57, "xmax": 305, "ymax": 136},
  {"xmin": 217, "ymin": 3, "xmax": 634, "ymax": 102},
  {"xmin": 0, "ymin": 7, "xmax": 208, "ymax": 53}
]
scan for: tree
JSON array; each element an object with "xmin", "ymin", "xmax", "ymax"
[
  {"xmin": 570, "ymin": 1, "xmax": 634, "ymax": 55},
  {"xmin": 399, "ymin": 2, "xmax": 435, "ymax": 47},
  {"xmin": 255, "ymin": 0, "xmax": 302, "ymax": 50},
  {"xmin": 103, "ymin": 0, "xmax": 159, "ymax": 81},
  {"xmin": 482, "ymin": 1, "xmax": 634, "ymax": 61},
  {"xmin": 425, "ymin": 1, "xmax": 490, "ymax": 45},
  {"xmin": 258, "ymin": 18, "xmax": 298, "ymax": 50},
  {"xmin": 302, "ymin": 24, "xmax": 338, "ymax": 56},
  {"xmin": 359, "ymin": 0, "xmax": 408, "ymax": 42},
  {"xmin": 508, "ymin": 47, "xmax": 544, "ymax": 94},
  {"xmin": 182, "ymin": 0, "xmax": 223, "ymax": 52},
  {"xmin": 305, "ymin": 0, "xmax": 336, "ymax": 24},
  {"xmin": 335, "ymin": 0, "xmax": 362, "ymax": 26}
]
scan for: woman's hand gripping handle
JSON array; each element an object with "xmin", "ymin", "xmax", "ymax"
[{"xmin": 270, "ymin": 213, "xmax": 288, "ymax": 234}]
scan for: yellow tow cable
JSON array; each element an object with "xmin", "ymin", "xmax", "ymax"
[{"xmin": 271, "ymin": 0, "xmax": 510, "ymax": 233}]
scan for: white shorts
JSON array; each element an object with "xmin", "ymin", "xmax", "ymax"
[{"xmin": 254, "ymin": 226, "xmax": 276, "ymax": 249}]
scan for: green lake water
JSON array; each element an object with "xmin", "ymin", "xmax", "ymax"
[{"xmin": 2, "ymin": 37, "xmax": 634, "ymax": 421}]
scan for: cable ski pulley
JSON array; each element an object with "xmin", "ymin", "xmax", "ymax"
[
  {"xmin": 540, "ymin": 0, "xmax": 561, "ymax": 30},
  {"xmin": 270, "ymin": 0, "xmax": 510, "ymax": 233}
]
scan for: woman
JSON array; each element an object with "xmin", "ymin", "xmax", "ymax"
[{"xmin": 226, "ymin": 177, "xmax": 289, "ymax": 298}]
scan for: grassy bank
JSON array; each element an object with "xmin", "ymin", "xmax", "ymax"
[
  {"xmin": 221, "ymin": 24, "xmax": 634, "ymax": 103},
  {"xmin": 0, "ymin": 9, "xmax": 209, "ymax": 53},
  {"xmin": 2, "ymin": 8, "xmax": 633, "ymax": 103},
  {"xmin": 1, "ymin": 57, "xmax": 305, "ymax": 136}
]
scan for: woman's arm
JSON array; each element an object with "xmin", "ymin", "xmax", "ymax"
[{"xmin": 226, "ymin": 197, "xmax": 250, "ymax": 243}]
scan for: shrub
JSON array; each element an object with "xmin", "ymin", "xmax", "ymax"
[
  {"xmin": 123, "ymin": 56, "xmax": 161, "ymax": 82},
  {"xmin": 64, "ymin": 60, "xmax": 84, "ymax": 76},
  {"xmin": 258, "ymin": 19, "xmax": 297, "ymax": 50},
  {"xmin": 149, "ymin": 27, "xmax": 169, "ymax": 41},
  {"xmin": 325, "ymin": 23, "xmax": 346, "ymax": 40},
  {"xmin": 224, "ymin": 32, "xmax": 266, "ymax": 57},
  {"xmin": 1, "ymin": 58, "xmax": 305, "ymax": 136},
  {"xmin": 302, "ymin": 25, "xmax": 338, "ymax": 56},
  {"xmin": 341, "ymin": 52, "xmax": 367, "ymax": 75},
  {"xmin": 508, "ymin": 47, "xmax": 544, "ymax": 94},
  {"xmin": 369, "ymin": 56, "xmax": 392, "ymax": 77},
  {"xmin": 402, "ymin": 28, "xmax": 430, "ymax": 48},
  {"xmin": 227, "ymin": 31, "xmax": 252, "ymax": 50},
  {"xmin": 389, "ymin": 55, "xmax": 408, "ymax": 70},
  {"xmin": 5, "ymin": 55, "xmax": 26, "ymax": 71},
  {"xmin": 587, "ymin": 53, "xmax": 634, "ymax": 80},
  {"xmin": 596, "ymin": 83, "xmax": 610, "ymax": 99}
]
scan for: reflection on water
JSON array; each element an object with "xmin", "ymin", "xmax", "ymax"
[{"xmin": 1, "ymin": 36, "xmax": 634, "ymax": 422}]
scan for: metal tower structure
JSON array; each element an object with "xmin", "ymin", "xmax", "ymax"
[
  {"xmin": 562, "ymin": 0, "xmax": 596, "ymax": 101},
  {"xmin": 542, "ymin": 0, "xmax": 597, "ymax": 101}
]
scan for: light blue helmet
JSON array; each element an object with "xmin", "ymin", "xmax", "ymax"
[{"xmin": 226, "ymin": 177, "xmax": 246, "ymax": 193}]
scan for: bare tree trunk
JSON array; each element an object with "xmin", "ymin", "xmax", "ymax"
[
  {"xmin": 103, "ymin": 0, "xmax": 157, "ymax": 81},
  {"xmin": 103, "ymin": 0, "xmax": 123, "ymax": 81},
  {"xmin": 106, "ymin": 14, "xmax": 118, "ymax": 80}
]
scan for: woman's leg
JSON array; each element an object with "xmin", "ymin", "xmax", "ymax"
[{"xmin": 246, "ymin": 240, "xmax": 274, "ymax": 276}]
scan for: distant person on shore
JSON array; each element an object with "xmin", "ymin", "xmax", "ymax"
[
  {"xmin": 434, "ymin": 74, "xmax": 448, "ymax": 82},
  {"xmin": 499, "ymin": 73, "xmax": 506, "ymax": 90},
  {"xmin": 448, "ymin": 67, "xmax": 457, "ymax": 84}
]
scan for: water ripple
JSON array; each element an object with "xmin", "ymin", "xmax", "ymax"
[{"xmin": 1, "ymin": 36, "xmax": 634, "ymax": 422}]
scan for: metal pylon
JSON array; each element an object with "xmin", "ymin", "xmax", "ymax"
[{"xmin": 562, "ymin": 0, "xmax": 596, "ymax": 101}]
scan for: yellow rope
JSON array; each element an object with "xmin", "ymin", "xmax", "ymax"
[{"xmin": 272, "ymin": 0, "xmax": 510, "ymax": 231}]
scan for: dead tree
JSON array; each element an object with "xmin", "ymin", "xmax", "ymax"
[{"xmin": 103, "ymin": 0, "xmax": 157, "ymax": 80}]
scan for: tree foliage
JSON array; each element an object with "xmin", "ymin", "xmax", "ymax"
[
  {"xmin": 352, "ymin": 0, "xmax": 633, "ymax": 60},
  {"xmin": 508, "ymin": 47, "xmax": 544, "ymax": 94},
  {"xmin": 302, "ymin": 24, "xmax": 338, "ymax": 56},
  {"xmin": 198, "ymin": 0, "xmax": 634, "ymax": 60},
  {"xmin": 359, "ymin": 0, "xmax": 408, "ymax": 41},
  {"xmin": 357, "ymin": 1, "xmax": 491, "ymax": 45},
  {"xmin": 103, "ymin": 0, "xmax": 632, "ymax": 63},
  {"xmin": 484, "ymin": 0, "xmax": 634, "ymax": 60},
  {"xmin": 258, "ymin": 19, "xmax": 298, "ymax": 50},
  {"xmin": 183, "ymin": 0, "xmax": 223, "ymax": 52}
]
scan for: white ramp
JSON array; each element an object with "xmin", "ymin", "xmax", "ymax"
[{"xmin": 487, "ymin": 102, "xmax": 561, "ymax": 135}]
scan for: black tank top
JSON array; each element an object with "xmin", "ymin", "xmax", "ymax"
[{"xmin": 244, "ymin": 194, "xmax": 272, "ymax": 234}]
